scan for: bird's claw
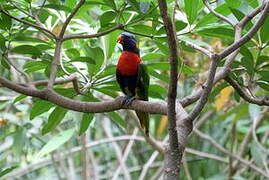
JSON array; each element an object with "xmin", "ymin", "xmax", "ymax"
[{"xmin": 122, "ymin": 95, "xmax": 135, "ymax": 106}]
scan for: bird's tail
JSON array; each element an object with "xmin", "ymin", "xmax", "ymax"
[{"xmin": 135, "ymin": 111, "xmax": 149, "ymax": 136}]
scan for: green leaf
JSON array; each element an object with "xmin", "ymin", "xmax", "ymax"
[
  {"xmin": 42, "ymin": 106, "xmax": 68, "ymax": 134},
  {"xmin": 149, "ymin": 84, "xmax": 167, "ymax": 99},
  {"xmin": 175, "ymin": 20, "xmax": 188, "ymax": 31},
  {"xmin": 196, "ymin": 25, "xmax": 234, "ymax": 39},
  {"xmin": 250, "ymin": 142, "xmax": 265, "ymax": 167},
  {"xmin": 256, "ymin": 56, "xmax": 269, "ymax": 67},
  {"xmin": 108, "ymin": 112, "xmax": 127, "ymax": 128},
  {"xmin": 66, "ymin": 48, "xmax": 80, "ymax": 60},
  {"xmin": 70, "ymin": 57, "xmax": 96, "ymax": 64},
  {"xmin": 103, "ymin": 30, "xmax": 118, "ymax": 59},
  {"xmin": 225, "ymin": 0, "xmax": 241, "ymax": 8},
  {"xmin": 100, "ymin": 11, "xmax": 116, "ymax": 26},
  {"xmin": 184, "ymin": 0, "xmax": 203, "ymax": 24},
  {"xmin": 0, "ymin": 34, "xmax": 6, "ymax": 51},
  {"xmin": 1, "ymin": 56, "xmax": 10, "ymax": 69},
  {"xmin": 94, "ymin": 87, "xmax": 118, "ymax": 97},
  {"xmin": 257, "ymin": 70, "xmax": 269, "ymax": 81},
  {"xmin": 182, "ymin": 64, "xmax": 195, "ymax": 75},
  {"xmin": 257, "ymin": 80, "xmax": 269, "ymax": 91},
  {"xmin": 130, "ymin": 24, "xmax": 153, "ymax": 35},
  {"xmin": 30, "ymin": 100, "xmax": 55, "ymax": 120},
  {"xmin": 84, "ymin": 46, "xmax": 104, "ymax": 75},
  {"xmin": 240, "ymin": 46, "xmax": 253, "ymax": 60},
  {"xmin": 13, "ymin": 95, "xmax": 27, "ymax": 103},
  {"xmin": 245, "ymin": 0, "xmax": 259, "ymax": 8},
  {"xmin": 260, "ymin": 17, "xmax": 269, "ymax": 43},
  {"xmin": 141, "ymin": 53, "xmax": 166, "ymax": 61},
  {"xmin": 43, "ymin": 4, "xmax": 72, "ymax": 12},
  {"xmin": 79, "ymin": 113, "xmax": 94, "ymax": 135},
  {"xmin": 241, "ymin": 56, "xmax": 254, "ymax": 75},
  {"xmin": 0, "ymin": 13, "xmax": 12, "ymax": 30},
  {"xmin": 248, "ymin": 104, "xmax": 261, "ymax": 120},
  {"xmin": 0, "ymin": 166, "xmax": 18, "ymax": 177},
  {"xmin": 196, "ymin": 3, "xmax": 232, "ymax": 27},
  {"xmin": 147, "ymin": 62, "xmax": 169, "ymax": 70},
  {"xmin": 23, "ymin": 61, "xmax": 48, "ymax": 73},
  {"xmin": 103, "ymin": 0, "xmax": 117, "ymax": 10},
  {"xmin": 155, "ymin": 39, "xmax": 169, "ymax": 55},
  {"xmin": 148, "ymin": 67, "xmax": 169, "ymax": 82},
  {"xmin": 38, "ymin": 128, "xmax": 75, "ymax": 157},
  {"xmin": 128, "ymin": 0, "xmax": 140, "ymax": 11},
  {"xmin": 11, "ymin": 45, "xmax": 42, "ymax": 57}
]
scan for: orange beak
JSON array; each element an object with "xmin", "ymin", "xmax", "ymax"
[{"xmin": 117, "ymin": 35, "xmax": 124, "ymax": 44}]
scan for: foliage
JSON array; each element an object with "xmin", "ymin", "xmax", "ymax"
[{"xmin": 0, "ymin": 0, "xmax": 269, "ymax": 179}]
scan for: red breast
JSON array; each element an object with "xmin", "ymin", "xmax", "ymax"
[{"xmin": 117, "ymin": 51, "xmax": 142, "ymax": 76}]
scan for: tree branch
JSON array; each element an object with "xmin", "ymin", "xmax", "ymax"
[
  {"xmin": 62, "ymin": 24, "xmax": 124, "ymax": 41},
  {"xmin": 202, "ymin": 0, "xmax": 235, "ymax": 26},
  {"xmin": 47, "ymin": 40, "xmax": 62, "ymax": 88},
  {"xmin": 158, "ymin": 0, "xmax": 183, "ymax": 178},
  {"xmin": 59, "ymin": 0, "xmax": 85, "ymax": 38},
  {"xmin": 0, "ymin": 77, "xmax": 169, "ymax": 114},
  {"xmin": 225, "ymin": 76, "xmax": 269, "ymax": 106},
  {"xmin": 219, "ymin": 2, "xmax": 269, "ymax": 60}
]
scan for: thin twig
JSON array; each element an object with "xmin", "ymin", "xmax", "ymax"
[
  {"xmin": 203, "ymin": 0, "xmax": 235, "ymax": 26},
  {"xmin": 225, "ymin": 76, "xmax": 269, "ymax": 106},
  {"xmin": 59, "ymin": 0, "xmax": 85, "ymax": 38},
  {"xmin": 62, "ymin": 24, "xmax": 124, "ymax": 41}
]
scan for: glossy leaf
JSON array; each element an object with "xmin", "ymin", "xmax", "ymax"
[
  {"xmin": 42, "ymin": 106, "xmax": 68, "ymax": 134},
  {"xmin": 79, "ymin": 113, "xmax": 94, "ymax": 135},
  {"xmin": 11, "ymin": 45, "xmax": 42, "ymax": 57},
  {"xmin": 0, "ymin": 166, "xmax": 18, "ymax": 177},
  {"xmin": 30, "ymin": 100, "xmax": 55, "ymax": 120},
  {"xmin": 184, "ymin": 0, "xmax": 203, "ymax": 24},
  {"xmin": 108, "ymin": 112, "xmax": 127, "ymax": 128},
  {"xmin": 38, "ymin": 128, "xmax": 75, "ymax": 157}
]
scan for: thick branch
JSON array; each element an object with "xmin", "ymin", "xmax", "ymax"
[
  {"xmin": 187, "ymin": 54, "xmax": 219, "ymax": 121},
  {"xmin": 158, "ymin": 0, "xmax": 183, "ymax": 179},
  {"xmin": 0, "ymin": 77, "xmax": 168, "ymax": 114}
]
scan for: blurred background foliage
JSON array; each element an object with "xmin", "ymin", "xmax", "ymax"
[{"xmin": 0, "ymin": 0, "xmax": 269, "ymax": 179}]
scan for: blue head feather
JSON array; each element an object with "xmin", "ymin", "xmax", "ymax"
[{"xmin": 119, "ymin": 32, "xmax": 138, "ymax": 53}]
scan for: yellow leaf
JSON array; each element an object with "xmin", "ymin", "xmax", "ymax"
[
  {"xmin": 157, "ymin": 115, "xmax": 168, "ymax": 136},
  {"xmin": 215, "ymin": 86, "xmax": 233, "ymax": 111},
  {"xmin": 0, "ymin": 118, "xmax": 8, "ymax": 126}
]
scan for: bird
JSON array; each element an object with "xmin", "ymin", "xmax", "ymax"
[{"xmin": 116, "ymin": 32, "xmax": 150, "ymax": 135}]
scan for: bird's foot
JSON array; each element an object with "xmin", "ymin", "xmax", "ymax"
[{"xmin": 122, "ymin": 95, "xmax": 136, "ymax": 106}]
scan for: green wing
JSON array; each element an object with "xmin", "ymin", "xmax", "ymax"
[
  {"xmin": 135, "ymin": 62, "xmax": 150, "ymax": 135},
  {"xmin": 136, "ymin": 62, "xmax": 149, "ymax": 100}
]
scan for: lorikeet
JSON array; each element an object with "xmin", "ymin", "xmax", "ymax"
[{"xmin": 116, "ymin": 32, "xmax": 150, "ymax": 135}]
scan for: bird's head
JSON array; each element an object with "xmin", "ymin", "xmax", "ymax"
[{"xmin": 117, "ymin": 32, "xmax": 139, "ymax": 53}]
